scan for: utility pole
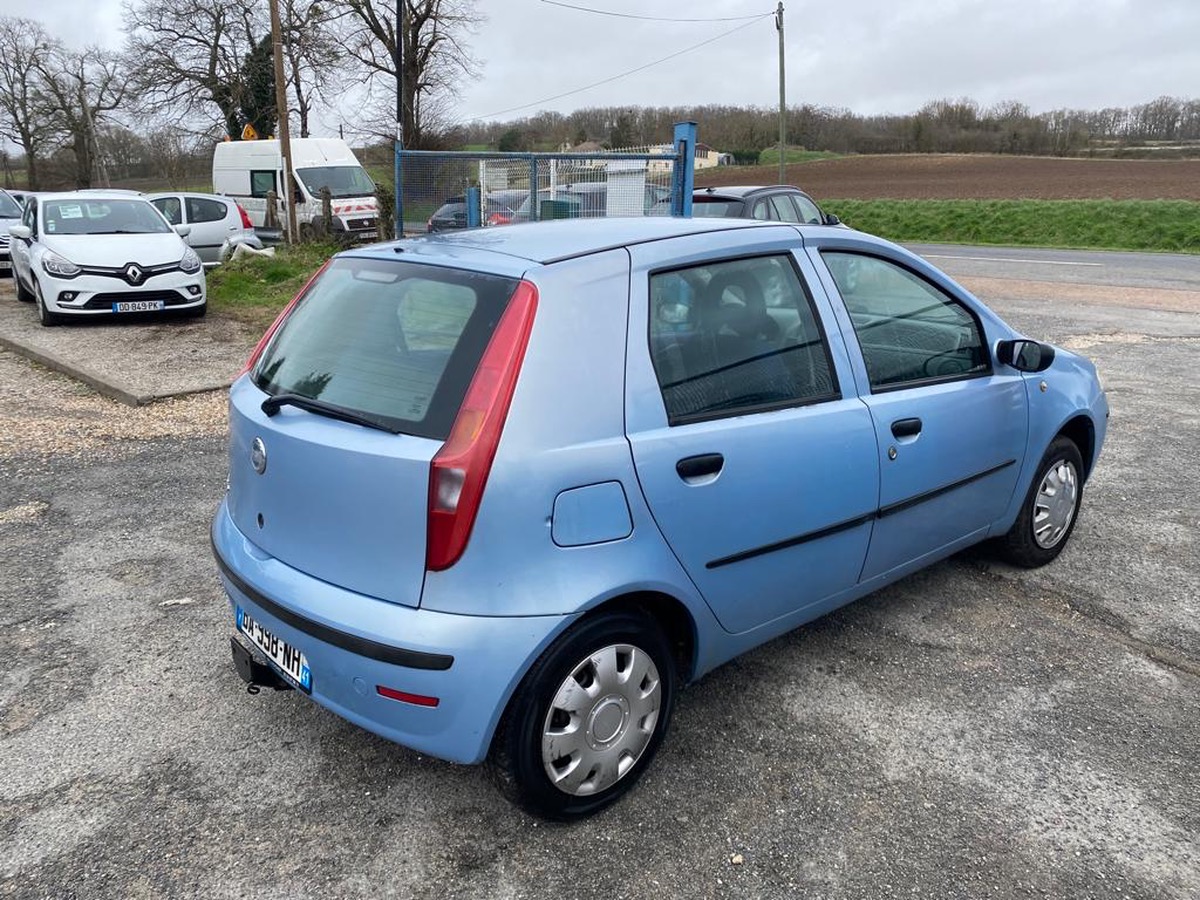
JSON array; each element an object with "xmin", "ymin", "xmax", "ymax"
[
  {"xmin": 269, "ymin": 0, "xmax": 299, "ymax": 244},
  {"xmin": 393, "ymin": 0, "xmax": 405, "ymax": 238},
  {"xmin": 776, "ymin": 2, "xmax": 786, "ymax": 186}
]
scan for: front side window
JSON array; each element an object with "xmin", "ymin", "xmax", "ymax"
[
  {"xmin": 0, "ymin": 192, "xmax": 21, "ymax": 218},
  {"xmin": 823, "ymin": 252, "xmax": 990, "ymax": 390},
  {"xmin": 151, "ymin": 197, "xmax": 182, "ymax": 225},
  {"xmin": 649, "ymin": 255, "xmax": 838, "ymax": 424},
  {"xmin": 253, "ymin": 258, "xmax": 518, "ymax": 440}
]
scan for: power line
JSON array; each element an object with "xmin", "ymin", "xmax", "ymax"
[
  {"xmin": 471, "ymin": 13, "xmax": 773, "ymax": 120},
  {"xmin": 540, "ymin": 0, "xmax": 770, "ymax": 23}
]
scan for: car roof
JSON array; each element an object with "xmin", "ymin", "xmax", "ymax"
[
  {"xmin": 694, "ymin": 185, "xmax": 806, "ymax": 199},
  {"xmin": 38, "ymin": 192, "xmax": 152, "ymax": 203},
  {"xmin": 351, "ymin": 216, "xmax": 785, "ymax": 269}
]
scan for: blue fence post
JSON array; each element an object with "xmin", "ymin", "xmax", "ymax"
[
  {"xmin": 394, "ymin": 141, "xmax": 403, "ymax": 238},
  {"xmin": 528, "ymin": 156, "xmax": 538, "ymax": 221},
  {"xmin": 466, "ymin": 185, "xmax": 481, "ymax": 228},
  {"xmin": 671, "ymin": 121, "xmax": 697, "ymax": 217}
]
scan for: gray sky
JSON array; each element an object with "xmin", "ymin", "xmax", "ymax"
[{"xmin": 4, "ymin": 0, "xmax": 1198, "ymax": 131}]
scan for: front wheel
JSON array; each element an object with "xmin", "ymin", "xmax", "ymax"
[
  {"xmin": 997, "ymin": 436, "xmax": 1084, "ymax": 568},
  {"xmin": 35, "ymin": 281, "xmax": 63, "ymax": 326},
  {"xmin": 15, "ymin": 272, "xmax": 34, "ymax": 303},
  {"xmin": 490, "ymin": 609, "xmax": 677, "ymax": 821}
]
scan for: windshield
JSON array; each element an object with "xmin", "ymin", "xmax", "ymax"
[
  {"xmin": 0, "ymin": 192, "xmax": 21, "ymax": 218},
  {"xmin": 296, "ymin": 166, "xmax": 376, "ymax": 200},
  {"xmin": 42, "ymin": 199, "xmax": 172, "ymax": 235},
  {"xmin": 253, "ymin": 257, "xmax": 520, "ymax": 440}
]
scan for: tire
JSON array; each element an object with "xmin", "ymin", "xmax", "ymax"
[
  {"xmin": 490, "ymin": 609, "xmax": 677, "ymax": 821},
  {"xmin": 15, "ymin": 272, "xmax": 34, "ymax": 303},
  {"xmin": 183, "ymin": 301, "xmax": 207, "ymax": 319},
  {"xmin": 997, "ymin": 436, "xmax": 1084, "ymax": 568},
  {"xmin": 34, "ymin": 281, "xmax": 63, "ymax": 326}
]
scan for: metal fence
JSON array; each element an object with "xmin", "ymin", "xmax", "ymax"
[{"xmin": 395, "ymin": 125, "xmax": 697, "ymax": 236}]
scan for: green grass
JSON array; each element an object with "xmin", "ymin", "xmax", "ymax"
[
  {"xmin": 757, "ymin": 148, "xmax": 842, "ymax": 166},
  {"xmin": 207, "ymin": 242, "xmax": 339, "ymax": 329},
  {"xmin": 824, "ymin": 199, "xmax": 1200, "ymax": 254}
]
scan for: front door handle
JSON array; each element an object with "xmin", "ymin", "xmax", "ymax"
[
  {"xmin": 676, "ymin": 453, "xmax": 724, "ymax": 483},
  {"xmin": 891, "ymin": 417, "xmax": 922, "ymax": 439}
]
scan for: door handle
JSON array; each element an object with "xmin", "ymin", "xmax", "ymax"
[
  {"xmin": 676, "ymin": 453, "xmax": 724, "ymax": 482},
  {"xmin": 890, "ymin": 417, "xmax": 922, "ymax": 439}
]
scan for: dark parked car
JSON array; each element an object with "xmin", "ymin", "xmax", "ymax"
[
  {"xmin": 691, "ymin": 185, "xmax": 841, "ymax": 226},
  {"xmin": 427, "ymin": 192, "xmax": 525, "ymax": 232}
]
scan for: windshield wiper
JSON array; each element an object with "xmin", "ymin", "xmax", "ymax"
[{"xmin": 261, "ymin": 393, "xmax": 402, "ymax": 434}]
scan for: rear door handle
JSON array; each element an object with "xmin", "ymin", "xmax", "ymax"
[
  {"xmin": 676, "ymin": 453, "xmax": 724, "ymax": 483},
  {"xmin": 890, "ymin": 417, "xmax": 922, "ymax": 439}
]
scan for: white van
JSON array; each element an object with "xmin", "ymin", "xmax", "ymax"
[{"xmin": 212, "ymin": 138, "xmax": 379, "ymax": 242}]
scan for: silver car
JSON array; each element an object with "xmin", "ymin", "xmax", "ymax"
[
  {"xmin": 147, "ymin": 192, "xmax": 263, "ymax": 267},
  {"xmin": 0, "ymin": 189, "xmax": 22, "ymax": 279}
]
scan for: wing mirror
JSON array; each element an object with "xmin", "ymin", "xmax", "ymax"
[
  {"xmin": 824, "ymin": 213, "xmax": 841, "ymax": 226},
  {"xmin": 174, "ymin": 224, "xmax": 192, "ymax": 238},
  {"xmin": 8, "ymin": 224, "xmax": 31, "ymax": 241},
  {"xmin": 997, "ymin": 339, "xmax": 1055, "ymax": 372}
]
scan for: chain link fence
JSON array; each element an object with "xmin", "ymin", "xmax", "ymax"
[{"xmin": 396, "ymin": 149, "xmax": 683, "ymax": 235}]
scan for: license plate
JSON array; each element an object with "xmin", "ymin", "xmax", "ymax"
[
  {"xmin": 236, "ymin": 606, "xmax": 312, "ymax": 693},
  {"xmin": 356, "ymin": 231, "xmax": 378, "ymax": 241},
  {"xmin": 112, "ymin": 299, "xmax": 165, "ymax": 313}
]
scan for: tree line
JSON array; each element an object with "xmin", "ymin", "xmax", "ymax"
[{"xmin": 0, "ymin": 0, "xmax": 478, "ymax": 190}]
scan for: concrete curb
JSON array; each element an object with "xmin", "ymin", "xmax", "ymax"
[{"xmin": 0, "ymin": 332, "xmax": 232, "ymax": 407}]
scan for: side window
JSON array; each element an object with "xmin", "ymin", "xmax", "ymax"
[
  {"xmin": 250, "ymin": 170, "xmax": 277, "ymax": 198},
  {"xmin": 824, "ymin": 252, "xmax": 990, "ymax": 390},
  {"xmin": 649, "ymin": 255, "xmax": 839, "ymax": 424},
  {"xmin": 186, "ymin": 197, "xmax": 229, "ymax": 224},
  {"xmin": 769, "ymin": 195, "xmax": 800, "ymax": 223},
  {"xmin": 792, "ymin": 194, "xmax": 824, "ymax": 224},
  {"xmin": 750, "ymin": 200, "xmax": 776, "ymax": 221},
  {"xmin": 152, "ymin": 197, "xmax": 182, "ymax": 226}
]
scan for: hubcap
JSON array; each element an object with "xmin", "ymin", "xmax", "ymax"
[
  {"xmin": 541, "ymin": 643, "xmax": 662, "ymax": 797},
  {"xmin": 1033, "ymin": 459, "xmax": 1078, "ymax": 549}
]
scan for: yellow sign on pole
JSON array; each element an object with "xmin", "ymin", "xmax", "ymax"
[{"xmin": 242, "ymin": 123, "xmax": 259, "ymax": 141}]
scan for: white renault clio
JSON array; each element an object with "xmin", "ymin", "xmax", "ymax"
[{"xmin": 9, "ymin": 192, "xmax": 206, "ymax": 325}]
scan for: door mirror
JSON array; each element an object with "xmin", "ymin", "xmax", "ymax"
[
  {"xmin": 8, "ymin": 224, "xmax": 31, "ymax": 241},
  {"xmin": 997, "ymin": 339, "xmax": 1055, "ymax": 372},
  {"xmin": 174, "ymin": 224, "xmax": 192, "ymax": 238},
  {"xmin": 824, "ymin": 213, "xmax": 841, "ymax": 226}
]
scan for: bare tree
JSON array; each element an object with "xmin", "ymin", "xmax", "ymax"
[
  {"xmin": 281, "ymin": 0, "xmax": 347, "ymax": 138},
  {"xmin": 122, "ymin": 0, "xmax": 265, "ymax": 138},
  {"xmin": 328, "ymin": 0, "xmax": 481, "ymax": 148},
  {"xmin": 0, "ymin": 18, "xmax": 60, "ymax": 189},
  {"xmin": 35, "ymin": 47, "xmax": 131, "ymax": 188}
]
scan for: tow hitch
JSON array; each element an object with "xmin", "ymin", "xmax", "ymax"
[{"xmin": 230, "ymin": 636, "xmax": 294, "ymax": 694}]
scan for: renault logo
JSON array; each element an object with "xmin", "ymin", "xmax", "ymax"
[
  {"xmin": 250, "ymin": 437, "xmax": 267, "ymax": 474},
  {"xmin": 123, "ymin": 264, "xmax": 144, "ymax": 285}
]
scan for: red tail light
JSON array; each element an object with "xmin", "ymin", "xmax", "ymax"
[
  {"xmin": 236, "ymin": 203, "xmax": 254, "ymax": 230},
  {"xmin": 426, "ymin": 280, "xmax": 539, "ymax": 571},
  {"xmin": 487, "ymin": 212, "xmax": 512, "ymax": 226},
  {"xmin": 238, "ymin": 260, "xmax": 331, "ymax": 377}
]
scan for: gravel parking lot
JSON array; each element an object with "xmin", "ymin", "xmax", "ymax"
[{"xmin": 0, "ymin": 260, "xmax": 1197, "ymax": 900}]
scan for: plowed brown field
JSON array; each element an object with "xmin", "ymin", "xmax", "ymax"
[{"xmin": 695, "ymin": 154, "xmax": 1200, "ymax": 201}]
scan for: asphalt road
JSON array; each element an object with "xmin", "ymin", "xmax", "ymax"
[{"xmin": 1, "ymin": 252, "xmax": 1198, "ymax": 899}]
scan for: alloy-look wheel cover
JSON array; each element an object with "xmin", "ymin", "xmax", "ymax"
[
  {"xmin": 1033, "ymin": 459, "xmax": 1079, "ymax": 549},
  {"xmin": 541, "ymin": 643, "xmax": 662, "ymax": 797}
]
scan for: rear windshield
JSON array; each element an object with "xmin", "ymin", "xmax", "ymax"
[
  {"xmin": 252, "ymin": 257, "xmax": 520, "ymax": 440},
  {"xmin": 691, "ymin": 198, "xmax": 745, "ymax": 218}
]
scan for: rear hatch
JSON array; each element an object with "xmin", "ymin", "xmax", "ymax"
[{"xmin": 227, "ymin": 255, "xmax": 520, "ymax": 607}]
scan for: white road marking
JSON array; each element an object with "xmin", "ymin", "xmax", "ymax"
[{"xmin": 922, "ymin": 253, "xmax": 1104, "ymax": 268}]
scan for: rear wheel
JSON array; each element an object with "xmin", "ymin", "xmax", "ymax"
[
  {"xmin": 490, "ymin": 609, "xmax": 677, "ymax": 820},
  {"xmin": 997, "ymin": 436, "xmax": 1084, "ymax": 568},
  {"xmin": 34, "ymin": 281, "xmax": 63, "ymax": 326}
]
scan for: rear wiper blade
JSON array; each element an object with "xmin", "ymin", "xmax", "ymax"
[{"xmin": 261, "ymin": 393, "xmax": 402, "ymax": 434}]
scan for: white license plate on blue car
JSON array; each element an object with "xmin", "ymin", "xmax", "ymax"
[
  {"xmin": 237, "ymin": 606, "xmax": 312, "ymax": 692},
  {"xmin": 112, "ymin": 299, "xmax": 165, "ymax": 313}
]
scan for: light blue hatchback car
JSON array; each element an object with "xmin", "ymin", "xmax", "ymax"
[{"xmin": 212, "ymin": 217, "xmax": 1108, "ymax": 819}]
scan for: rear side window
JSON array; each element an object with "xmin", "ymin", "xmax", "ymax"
[
  {"xmin": 187, "ymin": 197, "xmax": 228, "ymax": 223},
  {"xmin": 253, "ymin": 257, "xmax": 519, "ymax": 439},
  {"xmin": 250, "ymin": 170, "xmax": 277, "ymax": 198},
  {"xmin": 649, "ymin": 255, "xmax": 839, "ymax": 424}
]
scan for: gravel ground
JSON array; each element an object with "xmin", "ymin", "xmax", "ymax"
[{"xmin": 0, "ymin": 262, "xmax": 1197, "ymax": 899}]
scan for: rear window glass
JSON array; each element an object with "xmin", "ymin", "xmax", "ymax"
[
  {"xmin": 691, "ymin": 199, "xmax": 744, "ymax": 218},
  {"xmin": 252, "ymin": 257, "xmax": 519, "ymax": 440}
]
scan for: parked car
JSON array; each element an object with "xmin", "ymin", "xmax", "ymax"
[
  {"xmin": 511, "ymin": 182, "xmax": 671, "ymax": 222},
  {"xmin": 0, "ymin": 189, "xmax": 23, "ymax": 279},
  {"xmin": 212, "ymin": 216, "xmax": 1107, "ymax": 820},
  {"xmin": 690, "ymin": 184, "xmax": 841, "ymax": 226},
  {"xmin": 9, "ymin": 192, "xmax": 205, "ymax": 325},
  {"xmin": 147, "ymin": 191, "xmax": 264, "ymax": 266},
  {"xmin": 426, "ymin": 192, "xmax": 524, "ymax": 232}
]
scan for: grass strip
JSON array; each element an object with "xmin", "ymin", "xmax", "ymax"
[
  {"xmin": 206, "ymin": 242, "xmax": 339, "ymax": 330},
  {"xmin": 824, "ymin": 199, "xmax": 1200, "ymax": 253}
]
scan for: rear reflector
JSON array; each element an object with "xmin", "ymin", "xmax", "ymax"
[
  {"xmin": 426, "ymin": 279, "xmax": 539, "ymax": 571},
  {"xmin": 376, "ymin": 685, "xmax": 440, "ymax": 707},
  {"xmin": 239, "ymin": 260, "xmax": 331, "ymax": 377}
]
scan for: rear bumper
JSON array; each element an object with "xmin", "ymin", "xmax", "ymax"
[{"xmin": 210, "ymin": 499, "xmax": 571, "ymax": 764}]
